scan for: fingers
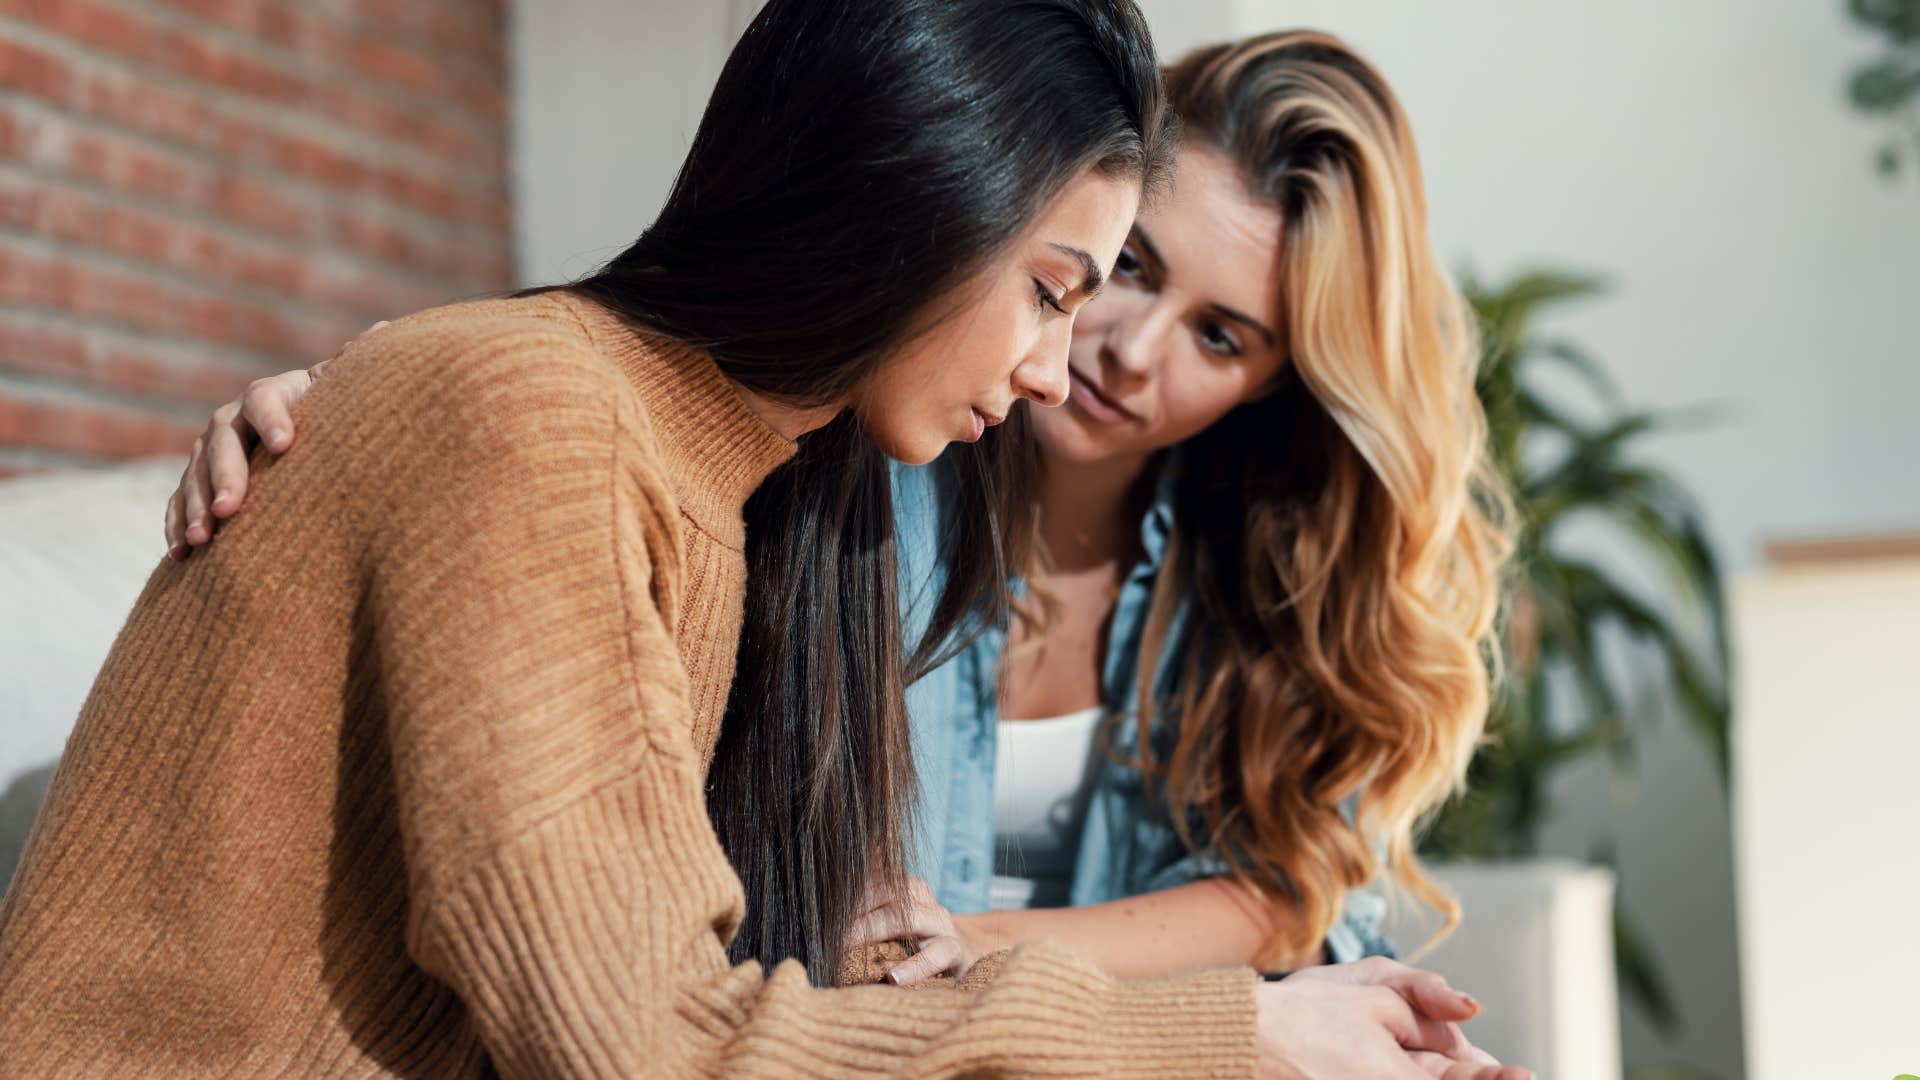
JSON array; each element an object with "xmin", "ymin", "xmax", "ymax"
[
  {"xmin": 1407, "ymin": 1013, "xmax": 1467, "ymax": 1059},
  {"xmin": 1349, "ymin": 962, "xmax": 1499, "ymax": 1071},
  {"xmin": 1408, "ymin": 1054, "xmax": 1526, "ymax": 1080},
  {"xmin": 204, "ymin": 404, "xmax": 252, "ymax": 520},
  {"xmin": 887, "ymin": 935, "xmax": 964, "ymax": 986},
  {"xmin": 241, "ymin": 373, "xmax": 306, "ymax": 455},
  {"xmin": 1438, "ymin": 1062, "xmax": 1529, "ymax": 1080},
  {"xmin": 1343, "ymin": 957, "xmax": 1479, "ymax": 1023},
  {"xmin": 165, "ymin": 460, "xmax": 190, "ymax": 560},
  {"xmin": 297, "ymin": 317, "xmax": 381, "ymax": 400},
  {"xmin": 181, "ymin": 436, "xmax": 214, "ymax": 547},
  {"xmin": 859, "ymin": 871, "xmax": 899, "ymax": 913},
  {"xmin": 852, "ymin": 876, "xmax": 941, "ymax": 933},
  {"xmin": 1398, "ymin": 967, "xmax": 1481, "ymax": 1023},
  {"xmin": 1370, "ymin": 987, "xmax": 1467, "ymax": 1060},
  {"xmin": 167, "ymin": 354, "xmax": 332, "ymax": 559},
  {"xmin": 845, "ymin": 904, "xmax": 913, "ymax": 950}
]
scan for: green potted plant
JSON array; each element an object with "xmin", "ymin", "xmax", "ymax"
[
  {"xmin": 1418, "ymin": 269, "xmax": 1733, "ymax": 1061},
  {"xmin": 1844, "ymin": 0, "xmax": 1920, "ymax": 181}
]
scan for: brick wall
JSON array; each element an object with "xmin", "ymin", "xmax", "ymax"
[{"xmin": 0, "ymin": 0, "xmax": 513, "ymax": 477}]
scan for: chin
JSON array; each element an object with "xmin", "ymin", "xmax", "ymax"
[
  {"xmin": 889, "ymin": 441, "xmax": 945, "ymax": 466},
  {"xmin": 1031, "ymin": 407, "xmax": 1123, "ymax": 466},
  {"xmin": 858, "ymin": 418, "xmax": 944, "ymax": 466}
]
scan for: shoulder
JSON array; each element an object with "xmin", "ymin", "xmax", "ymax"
[
  {"xmin": 304, "ymin": 296, "xmax": 684, "ymax": 536},
  {"xmin": 332, "ymin": 294, "xmax": 631, "ymax": 435}
]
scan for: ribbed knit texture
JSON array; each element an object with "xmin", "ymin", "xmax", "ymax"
[{"xmin": 0, "ymin": 292, "xmax": 1259, "ymax": 1078}]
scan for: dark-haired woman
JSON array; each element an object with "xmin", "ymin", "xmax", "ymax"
[{"xmin": 0, "ymin": 3, "xmax": 1510, "ymax": 1078}]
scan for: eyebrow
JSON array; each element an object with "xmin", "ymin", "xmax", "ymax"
[
  {"xmin": 1049, "ymin": 243, "xmax": 1105, "ymax": 298},
  {"xmin": 1132, "ymin": 224, "xmax": 1278, "ymax": 348},
  {"xmin": 1208, "ymin": 302, "xmax": 1277, "ymax": 348}
]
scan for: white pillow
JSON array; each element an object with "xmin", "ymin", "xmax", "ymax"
[{"xmin": 0, "ymin": 458, "xmax": 184, "ymax": 885}]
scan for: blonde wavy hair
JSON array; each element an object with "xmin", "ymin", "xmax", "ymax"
[{"xmin": 1137, "ymin": 31, "xmax": 1514, "ymax": 966}]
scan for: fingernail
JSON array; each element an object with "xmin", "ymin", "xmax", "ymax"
[
  {"xmin": 267, "ymin": 429, "xmax": 287, "ymax": 448},
  {"xmin": 214, "ymin": 488, "xmax": 231, "ymax": 507}
]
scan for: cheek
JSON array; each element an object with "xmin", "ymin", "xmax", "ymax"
[
  {"xmin": 849, "ymin": 361, "xmax": 937, "ymax": 463},
  {"xmin": 863, "ymin": 354, "xmax": 930, "ymax": 421},
  {"xmin": 857, "ymin": 402, "xmax": 941, "ymax": 465},
  {"xmin": 936, "ymin": 290, "xmax": 1037, "ymax": 395},
  {"xmin": 980, "ymin": 296, "xmax": 1044, "ymax": 384},
  {"xmin": 1153, "ymin": 361, "xmax": 1259, "ymax": 443},
  {"xmin": 1070, "ymin": 292, "xmax": 1122, "ymax": 339}
]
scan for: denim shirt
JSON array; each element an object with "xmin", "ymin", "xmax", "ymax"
[{"xmin": 893, "ymin": 458, "xmax": 1395, "ymax": 966}]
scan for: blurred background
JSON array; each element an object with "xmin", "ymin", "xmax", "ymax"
[{"xmin": 1, "ymin": 2, "xmax": 1915, "ymax": 1078}]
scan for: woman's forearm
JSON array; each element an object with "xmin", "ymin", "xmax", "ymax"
[{"xmin": 956, "ymin": 878, "xmax": 1327, "ymax": 980}]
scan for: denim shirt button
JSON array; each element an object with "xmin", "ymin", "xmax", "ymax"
[{"xmin": 956, "ymin": 856, "xmax": 975, "ymax": 883}]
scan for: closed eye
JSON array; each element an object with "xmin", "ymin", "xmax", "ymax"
[{"xmin": 1034, "ymin": 279, "xmax": 1068, "ymax": 315}]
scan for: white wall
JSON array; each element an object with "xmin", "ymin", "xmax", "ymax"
[
  {"xmin": 509, "ymin": 0, "xmax": 751, "ymax": 286},
  {"xmin": 508, "ymin": 0, "xmax": 1244, "ymax": 287},
  {"xmin": 510, "ymin": 3, "xmax": 1920, "ymax": 1076}
]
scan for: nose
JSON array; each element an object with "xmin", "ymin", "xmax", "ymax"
[
  {"xmin": 1013, "ymin": 335, "xmax": 1070, "ymax": 408},
  {"xmin": 1103, "ymin": 300, "xmax": 1170, "ymax": 382}
]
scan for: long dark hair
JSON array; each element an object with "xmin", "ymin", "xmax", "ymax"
[{"xmin": 570, "ymin": 0, "xmax": 1172, "ymax": 983}]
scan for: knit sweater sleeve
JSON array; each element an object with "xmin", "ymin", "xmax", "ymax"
[{"xmin": 346, "ymin": 317, "xmax": 1261, "ymax": 1079}]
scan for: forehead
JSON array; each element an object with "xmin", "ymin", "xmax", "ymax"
[
  {"xmin": 1026, "ymin": 167, "xmax": 1141, "ymax": 251},
  {"xmin": 1138, "ymin": 143, "xmax": 1286, "ymax": 321}
]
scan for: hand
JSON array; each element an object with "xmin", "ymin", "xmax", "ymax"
[
  {"xmin": 164, "ymin": 322, "xmax": 386, "ymax": 560},
  {"xmin": 846, "ymin": 875, "xmax": 979, "ymax": 986},
  {"xmin": 1256, "ymin": 957, "xmax": 1529, "ymax": 1080}
]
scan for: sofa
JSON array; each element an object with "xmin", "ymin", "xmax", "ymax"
[{"xmin": 1, "ymin": 459, "xmax": 184, "ymax": 889}]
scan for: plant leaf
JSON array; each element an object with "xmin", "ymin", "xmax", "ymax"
[
  {"xmin": 1568, "ymin": 566, "xmax": 1732, "ymax": 783},
  {"xmin": 1615, "ymin": 903, "xmax": 1682, "ymax": 1034},
  {"xmin": 1877, "ymin": 142, "xmax": 1904, "ymax": 178},
  {"xmin": 1848, "ymin": 59, "xmax": 1920, "ymax": 111}
]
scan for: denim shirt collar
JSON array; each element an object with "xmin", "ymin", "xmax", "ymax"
[
  {"xmin": 1132, "ymin": 450, "xmax": 1180, "ymax": 578},
  {"xmin": 1101, "ymin": 449, "xmax": 1183, "ymax": 726}
]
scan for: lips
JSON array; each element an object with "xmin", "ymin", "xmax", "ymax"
[
  {"xmin": 965, "ymin": 406, "xmax": 1003, "ymax": 443},
  {"xmin": 1067, "ymin": 368, "xmax": 1138, "ymax": 424}
]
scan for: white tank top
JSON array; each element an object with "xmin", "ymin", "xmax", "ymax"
[{"xmin": 988, "ymin": 706, "xmax": 1105, "ymax": 911}]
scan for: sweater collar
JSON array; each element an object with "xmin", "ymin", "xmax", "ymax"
[{"xmin": 557, "ymin": 292, "xmax": 798, "ymax": 548}]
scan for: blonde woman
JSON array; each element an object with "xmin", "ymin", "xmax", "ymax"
[
  {"xmin": 861, "ymin": 28, "xmax": 1513, "ymax": 985},
  {"xmin": 166, "ymin": 29, "xmax": 1522, "ymax": 1078}
]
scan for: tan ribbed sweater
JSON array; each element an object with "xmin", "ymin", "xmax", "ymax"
[{"xmin": 0, "ymin": 292, "xmax": 1258, "ymax": 1078}]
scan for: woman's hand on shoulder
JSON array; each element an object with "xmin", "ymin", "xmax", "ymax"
[
  {"xmin": 1257, "ymin": 956, "xmax": 1529, "ymax": 1079},
  {"xmin": 164, "ymin": 322, "xmax": 386, "ymax": 561}
]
